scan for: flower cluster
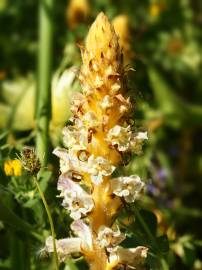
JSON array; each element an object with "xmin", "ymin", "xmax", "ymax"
[{"xmin": 45, "ymin": 13, "xmax": 148, "ymax": 270}]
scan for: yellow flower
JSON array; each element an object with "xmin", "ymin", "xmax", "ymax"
[
  {"xmin": 149, "ymin": 1, "xmax": 166, "ymax": 17},
  {"xmin": 4, "ymin": 160, "xmax": 22, "ymax": 176},
  {"xmin": 150, "ymin": 3, "xmax": 161, "ymax": 17}
]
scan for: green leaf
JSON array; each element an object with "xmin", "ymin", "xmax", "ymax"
[
  {"xmin": 157, "ymin": 235, "xmax": 169, "ymax": 254},
  {"xmin": 148, "ymin": 67, "xmax": 202, "ymax": 127},
  {"xmin": 137, "ymin": 209, "xmax": 158, "ymax": 236},
  {"xmin": 0, "ymin": 188, "xmax": 41, "ymax": 241},
  {"xmin": 64, "ymin": 259, "xmax": 79, "ymax": 270},
  {"xmin": 182, "ymin": 246, "xmax": 196, "ymax": 267},
  {"xmin": 146, "ymin": 252, "xmax": 162, "ymax": 270},
  {"xmin": 0, "ymin": 259, "xmax": 10, "ymax": 269}
]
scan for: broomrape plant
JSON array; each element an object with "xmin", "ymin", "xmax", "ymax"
[{"xmin": 45, "ymin": 12, "xmax": 148, "ymax": 270}]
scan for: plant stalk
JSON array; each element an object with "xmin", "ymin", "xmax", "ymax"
[
  {"xmin": 33, "ymin": 176, "xmax": 59, "ymax": 270},
  {"xmin": 36, "ymin": 0, "xmax": 54, "ymax": 166}
]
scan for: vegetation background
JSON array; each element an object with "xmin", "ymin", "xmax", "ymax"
[{"xmin": 0, "ymin": 0, "xmax": 202, "ymax": 269}]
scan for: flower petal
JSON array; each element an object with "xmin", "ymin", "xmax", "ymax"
[
  {"xmin": 109, "ymin": 246, "xmax": 148, "ymax": 268},
  {"xmin": 58, "ymin": 174, "xmax": 94, "ymax": 219},
  {"xmin": 110, "ymin": 175, "xmax": 145, "ymax": 203},
  {"xmin": 130, "ymin": 131, "xmax": 148, "ymax": 155},
  {"xmin": 84, "ymin": 155, "xmax": 116, "ymax": 185},
  {"xmin": 106, "ymin": 125, "xmax": 131, "ymax": 152},
  {"xmin": 44, "ymin": 236, "xmax": 81, "ymax": 262},
  {"xmin": 97, "ymin": 226, "xmax": 125, "ymax": 248},
  {"xmin": 53, "ymin": 147, "xmax": 80, "ymax": 173},
  {"xmin": 71, "ymin": 220, "xmax": 93, "ymax": 251}
]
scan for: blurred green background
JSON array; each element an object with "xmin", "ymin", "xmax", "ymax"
[{"xmin": 0, "ymin": 0, "xmax": 202, "ymax": 269}]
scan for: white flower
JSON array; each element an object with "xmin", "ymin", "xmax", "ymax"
[
  {"xmin": 82, "ymin": 111, "xmax": 99, "ymax": 128},
  {"xmin": 130, "ymin": 131, "xmax": 148, "ymax": 155},
  {"xmin": 106, "ymin": 126, "xmax": 148, "ymax": 154},
  {"xmin": 59, "ymin": 159, "xmax": 69, "ymax": 174},
  {"xmin": 74, "ymin": 118, "xmax": 83, "ymax": 129},
  {"xmin": 101, "ymin": 95, "xmax": 112, "ymax": 110},
  {"xmin": 53, "ymin": 147, "xmax": 88, "ymax": 175},
  {"xmin": 84, "ymin": 155, "xmax": 116, "ymax": 185},
  {"xmin": 44, "ymin": 236, "xmax": 81, "ymax": 262},
  {"xmin": 106, "ymin": 125, "xmax": 131, "ymax": 151},
  {"xmin": 135, "ymin": 132, "xmax": 148, "ymax": 140},
  {"xmin": 71, "ymin": 220, "xmax": 93, "ymax": 251},
  {"xmin": 109, "ymin": 246, "xmax": 148, "ymax": 269},
  {"xmin": 97, "ymin": 226, "xmax": 125, "ymax": 248},
  {"xmin": 62, "ymin": 126, "xmax": 88, "ymax": 151},
  {"xmin": 58, "ymin": 174, "xmax": 94, "ymax": 220},
  {"xmin": 44, "ymin": 220, "xmax": 93, "ymax": 261},
  {"xmin": 110, "ymin": 176, "xmax": 145, "ymax": 203},
  {"xmin": 53, "ymin": 148, "xmax": 115, "ymax": 185},
  {"xmin": 53, "ymin": 147, "xmax": 80, "ymax": 174}
]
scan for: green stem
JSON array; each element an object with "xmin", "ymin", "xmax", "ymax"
[
  {"xmin": 36, "ymin": 0, "xmax": 54, "ymax": 166},
  {"xmin": 33, "ymin": 176, "xmax": 59, "ymax": 270}
]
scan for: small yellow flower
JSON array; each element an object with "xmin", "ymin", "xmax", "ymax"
[{"xmin": 4, "ymin": 159, "xmax": 22, "ymax": 176}]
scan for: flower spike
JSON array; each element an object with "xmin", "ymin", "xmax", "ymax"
[{"xmin": 48, "ymin": 12, "xmax": 148, "ymax": 270}]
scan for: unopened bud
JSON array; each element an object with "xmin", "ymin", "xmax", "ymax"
[{"xmin": 20, "ymin": 147, "xmax": 41, "ymax": 176}]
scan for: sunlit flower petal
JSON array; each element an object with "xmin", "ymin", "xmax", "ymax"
[
  {"xmin": 53, "ymin": 147, "xmax": 82, "ymax": 174},
  {"xmin": 106, "ymin": 126, "xmax": 148, "ymax": 154},
  {"xmin": 110, "ymin": 175, "xmax": 145, "ymax": 203},
  {"xmin": 97, "ymin": 226, "xmax": 125, "ymax": 248},
  {"xmin": 84, "ymin": 155, "xmax": 116, "ymax": 184},
  {"xmin": 62, "ymin": 126, "xmax": 88, "ymax": 151},
  {"xmin": 106, "ymin": 125, "xmax": 131, "ymax": 151}
]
